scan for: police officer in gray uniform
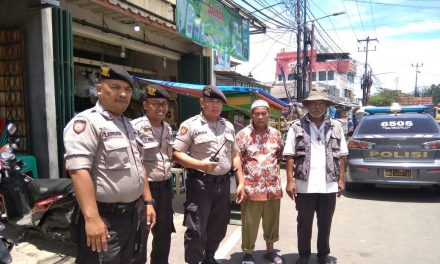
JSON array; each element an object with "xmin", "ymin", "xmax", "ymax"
[
  {"xmin": 64, "ymin": 64, "xmax": 156, "ymax": 264},
  {"xmin": 131, "ymin": 84, "xmax": 175, "ymax": 264},
  {"xmin": 173, "ymin": 86, "xmax": 245, "ymax": 264}
]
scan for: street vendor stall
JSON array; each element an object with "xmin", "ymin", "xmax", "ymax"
[{"xmin": 134, "ymin": 77, "xmax": 288, "ymax": 130}]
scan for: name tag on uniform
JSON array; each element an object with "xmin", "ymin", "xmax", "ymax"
[
  {"xmin": 136, "ymin": 135, "xmax": 159, "ymax": 149},
  {"xmin": 194, "ymin": 131, "xmax": 207, "ymax": 136},
  {"xmin": 102, "ymin": 131, "xmax": 123, "ymax": 139},
  {"xmin": 141, "ymin": 137, "xmax": 155, "ymax": 144}
]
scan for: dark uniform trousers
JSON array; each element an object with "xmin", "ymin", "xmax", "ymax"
[
  {"xmin": 74, "ymin": 198, "xmax": 147, "ymax": 264},
  {"xmin": 148, "ymin": 180, "xmax": 175, "ymax": 264},
  {"xmin": 183, "ymin": 173, "xmax": 231, "ymax": 263},
  {"xmin": 295, "ymin": 193, "xmax": 336, "ymax": 258}
]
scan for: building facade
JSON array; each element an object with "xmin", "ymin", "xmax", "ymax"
[{"xmin": 273, "ymin": 48, "xmax": 357, "ymax": 105}]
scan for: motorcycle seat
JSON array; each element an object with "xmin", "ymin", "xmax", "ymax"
[{"xmin": 27, "ymin": 178, "xmax": 74, "ymax": 201}]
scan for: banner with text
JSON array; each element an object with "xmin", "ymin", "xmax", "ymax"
[{"xmin": 176, "ymin": 0, "xmax": 249, "ymax": 61}]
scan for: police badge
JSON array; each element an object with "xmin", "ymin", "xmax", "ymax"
[
  {"xmin": 73, "ymin": 120, "xmax": 87, "ymax": 134},
  {"xmin": 100, "ymin": 66, "xmax": 110, "ymax": 77},
  {"xmin": 147, "ymin": 86, "xmax": 157, "ymax": 96},
  {"xmin": 204, "ymin": 88, "xmax": 211, "ymax": 97}
]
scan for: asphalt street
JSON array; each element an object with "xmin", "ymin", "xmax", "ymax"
[{"xmin": 3, "ymin": 169, "xmax": 440, "ymax": 263}]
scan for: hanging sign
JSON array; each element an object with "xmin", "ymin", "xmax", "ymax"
[{"xmin": 176, "ymin": 0, "xmax": 249, "ymax": 61}]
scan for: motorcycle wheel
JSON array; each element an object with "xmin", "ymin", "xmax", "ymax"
[{"xmin": 0, "ymin": 237, "xmax": 12, "ymax": 264}]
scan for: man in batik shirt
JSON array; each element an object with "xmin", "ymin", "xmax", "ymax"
[{"xmin": 236, "ymin": 100, "xmax": 284, "ymax": 264}]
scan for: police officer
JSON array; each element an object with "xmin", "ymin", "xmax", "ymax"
[
  {"xmin": 132, "ymin": 84, "xmax": 175, "ymax": 264},
  {"xmin": 173, "ymin": 85, "xmax": 245, "ymax": 264},
  {"xmin": 64, "ymin": 64, "xmax": 156, "ymax": 264}
]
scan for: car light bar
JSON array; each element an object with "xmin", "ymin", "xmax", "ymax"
[
  {"xmin": 347, "ymin": 139, "xmax": 375, "ymax": 149},
  {"xmin": 364, "ymin": 105, "xmax": 429, "ymax": 114}
]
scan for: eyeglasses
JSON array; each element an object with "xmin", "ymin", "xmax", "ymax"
[{"xmin": 149, "ymin": 101, "xmax": 168, "ymax": 109}]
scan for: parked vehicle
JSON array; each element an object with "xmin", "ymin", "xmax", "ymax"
[
  {"xmin": 434, "ymin": 106, "xmax": 440, "ymax": 124},
  {"xmin": 0, "ymin": 222, "xmax": 12, "ymax": 264},
  {"xmin": 346, "ymin": 104, "xmax": 440, "ymax": 190},
  {"xmin": 0, "ymin": 123, "xmax": 76, "ymax": 243}
]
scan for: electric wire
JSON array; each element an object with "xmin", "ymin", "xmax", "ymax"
[
  {"xmin": 368, "ymin": 0, "xmax": 377, "ymax": 32},
  {"xmin": 309, "ymin": 0, "xmax": 348, "ymax": 51},
  {"xmin": 345, "ymin": 0, "xmax": 440, "ymax": 10},
  {"xmin": 340, "ymin": 0, "xmax": 359, "ymax": 40},
  {"xmin": 354, "ymin": 0, "xmax": 367, "ymax": 33}
]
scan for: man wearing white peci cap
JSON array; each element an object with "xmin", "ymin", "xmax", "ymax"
[{"xmin": 236, "ymin": 99, "xmax": 285, "ymax": 264}]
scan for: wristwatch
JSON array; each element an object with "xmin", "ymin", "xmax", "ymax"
[{"xmin": 143, "ymin": 199, "xmax": 155, "ymax": 206}]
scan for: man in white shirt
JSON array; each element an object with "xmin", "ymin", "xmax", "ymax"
[{"xmin": 283, "ymin": 86, "xmax": 348, "ymax": 264}]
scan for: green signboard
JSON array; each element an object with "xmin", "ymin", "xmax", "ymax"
[{"xmin": 176, "ymin": 0, "xmax": 249, "ymax": 61}]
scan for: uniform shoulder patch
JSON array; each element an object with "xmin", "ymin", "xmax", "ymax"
[
  {"xmin": 73, "ymin": 120, "xmax": 87, "ymax": 134},
  {"xmin": 179, "ymin": 126, "xmax": 188, "ymax": 136}
]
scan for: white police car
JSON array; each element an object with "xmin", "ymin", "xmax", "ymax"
[{"xmin": 346, "ymin": 104, "xmax": 440, "ymax": 190}]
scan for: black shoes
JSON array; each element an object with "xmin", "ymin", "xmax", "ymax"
[
  {"xmin": 295, "ymin": 256, "xmax": 309, "ymax": 264},
  {"xmin": 201, "ymin": 256, "xmax": 219, "ymax": 264},
  {"xmin": 318, "ymin": 255, "xmax": 335, "ymax": 264}
]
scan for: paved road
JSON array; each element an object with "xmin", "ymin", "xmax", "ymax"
[{"xmin": 3, "ymin": 169, "xmax": 440, "ymax": 263}]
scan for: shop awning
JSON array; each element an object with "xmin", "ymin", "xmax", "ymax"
[{"xmin": 134, "ymin": 77, "xmax": 288, "ymax": 112}]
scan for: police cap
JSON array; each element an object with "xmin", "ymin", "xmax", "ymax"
[
  {"xmin": 99, "ymin": 63, "xmax": 134, "ymax": 89},
  {"xmin": 202, "ymin": 85, "xmax": 227, "ymax": 104},
  {"xmin": 145, "ymin": 84, "xmax": 170, "ymax": 100}
]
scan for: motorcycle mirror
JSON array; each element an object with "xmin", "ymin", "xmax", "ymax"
[
  {"xmin": 6, "ymin": 123, "xmax": 16, "ymax": 136},
  {"xmin": 11, "ymin": 140, "xmax": 18, "ymax": 150}
]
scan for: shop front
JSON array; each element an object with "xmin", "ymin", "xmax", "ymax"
[{"xmin": 135, "ymin": 78, "xmax": 288, "ymax": 131}]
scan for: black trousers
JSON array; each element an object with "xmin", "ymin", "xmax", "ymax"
[
  {"xmin": 75, "ymin": 198, "xmax": 147, "ymax": 264},
  {"xmin": 148, "ymin": 181, "xmax": 175, "ymax": 264},
  {"xmin": 183, "ymin": 177, "xmax": 230, "ymax": 263},
  {"xmin": 295, "ymin": 193, "xmax": 336, "ymax": 257}
]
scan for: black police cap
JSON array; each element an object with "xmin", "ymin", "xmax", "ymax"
[
  {"xmin": 99, "ymin": 63, "xmax": 134, "ymax": 88},
  {"xmin": 202, "ymin": 85, "xmax": 227, "ymax": 104},
  {"xmin": 145, "ymin": 84, "xmax": 170, "ymax": 100}
]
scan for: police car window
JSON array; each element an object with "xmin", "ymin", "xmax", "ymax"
[{"xmin": 357, "ymin": 115, "xmax": 439, "ymax": 134}]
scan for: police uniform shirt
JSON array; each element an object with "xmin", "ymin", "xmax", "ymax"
[
  {"xmin": 131, "ymin": 116, "xmax": 172, "ymax": 182},
  {"xmin": 173, "ymin": 113, "xmax": 238, "ymax": 175},
  {"xmin": 64, "ymin": 103, "xmax": 144, "ymax": 203}
]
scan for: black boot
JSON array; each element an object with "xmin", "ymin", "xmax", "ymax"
[{"xmin": 202, "ymin": 251, "xmax": 219, "ymax": 264}]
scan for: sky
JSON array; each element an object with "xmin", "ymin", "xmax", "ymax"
[{"xmin": 233, "ymin": 0, "xmax": 440, "ymax": 98}]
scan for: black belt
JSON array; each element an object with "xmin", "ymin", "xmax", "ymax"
[
  {"xmin": 97, "ymin": 197, "xmax": 140, "ymax": 215},
  {"xmin": 149, "ymin": 179, "xmax": 170, "ymax": 190},
  {"xmin": 189, "ymin": 170, "xmax": 230, "ymax": 184}
]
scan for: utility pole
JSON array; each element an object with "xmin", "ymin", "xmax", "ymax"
[
  {"xmin": 295, "ymin": 0, "xmax": 303, "ymax": 101},
  {"xmin": 301, "ymin": 0, "xmax": 308, "ymax": 99},
  {"xmin": 412, "ymin": 63, "xmax": 423, "ymax": 97},
  {"xmin": 308, "ymin": 22, "xmax": 315, "ymax": 93},
  {"xmin": 358, "ymin": 36, "xmax": 377, "ymax": 106}
]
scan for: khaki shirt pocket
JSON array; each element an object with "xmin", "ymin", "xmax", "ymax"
[
  {"xmin": 194, "ymin": 133, "xmax": 214, "ymax": 146},
  {"xmin": 141, "ymin": 136, "xmax": 159, "ymax": 150},
  {"xmin": 102, "ymin": 138, "xmax": 131, "ymax": 169}
]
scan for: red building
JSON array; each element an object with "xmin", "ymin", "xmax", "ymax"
[{"xmin": 273, "ymin": 49, "xmax": 357, "ymax": 104}]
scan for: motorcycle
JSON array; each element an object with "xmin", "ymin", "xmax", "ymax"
[
  {"xmin": 0, "ymin": 123, "xmax": 76, "ymax": 244},
  {"xmin": 0, "ymin": 222, "xmax": 12, "ymax": 264}
]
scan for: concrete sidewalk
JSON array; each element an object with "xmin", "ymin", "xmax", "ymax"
[{"xmin": 1, "ymin": 189, "xmax": 187, "ymax": 264}]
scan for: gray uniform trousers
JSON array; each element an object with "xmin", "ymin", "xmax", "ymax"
[
  {"xmin": 148, "ymin": 180, "xmax": 175, "ymax": 264},
  {"xmin": 183, "ymin": 177, "xmax": 231, "ymax": 263}
]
